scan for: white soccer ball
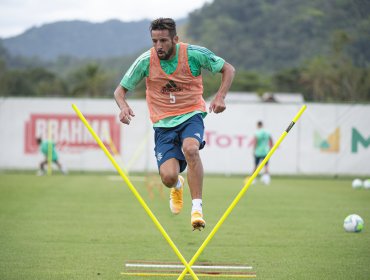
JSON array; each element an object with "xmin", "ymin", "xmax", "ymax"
[
  {"xmin": 352, "ymin": 179, "xmax": 363, "ymax": 189},
  {"xmin": 363, "ymin": 179, "xmax": 370, "ymax": 189},
  {"xmin": 343, "ymin": 214, "xmax": 364, "ymax": 233}
]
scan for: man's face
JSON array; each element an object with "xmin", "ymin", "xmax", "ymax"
[{"xmin": 151, "ymin": 29, "xmax": 178, "ymax": 60}]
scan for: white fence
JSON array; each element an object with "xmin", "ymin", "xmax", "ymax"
[{"xmin": 0, "ymin": 97, "xmax": 369, "ymax": 176}]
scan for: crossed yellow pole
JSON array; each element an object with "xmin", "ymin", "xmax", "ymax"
[
  {"xmin": 177, "ymin": 105, "xmax": 306, "ymax": 279},
  {"xmin": 72, "ymin": 103, "xmax": 306, "ymax": 280},
  {"xmin": 72, "ymin": 104, "xmax": 199, "ymax": 280}
]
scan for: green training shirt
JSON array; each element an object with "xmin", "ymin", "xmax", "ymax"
[
  {"xmin": 254, "ymin": 129, "xmax": 271, "ymax": 157},
  {"xmin": 120, "ymin": 43, "xmax": 225, "ymax": 127},
  {"xmin": 40, "ymin": 141, "xmax": 58, "ymax": 161}
]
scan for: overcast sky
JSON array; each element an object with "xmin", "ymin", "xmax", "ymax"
[{"xmin": 0, "ymin": 0, "xmax": 213, "ymax": 38}]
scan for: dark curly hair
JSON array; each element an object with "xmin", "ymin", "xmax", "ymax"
[{"xmin": 150, "ymin": 18, "xmax": 177, "ymax": 38}]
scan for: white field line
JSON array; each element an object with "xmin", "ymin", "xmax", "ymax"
[{"xmin": 125, "ymin": 263, "xmax": 253, "ymax": 270}]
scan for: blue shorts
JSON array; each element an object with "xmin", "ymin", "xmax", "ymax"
[
  {"xmin": 255, "ymin": 155, "xmax": 269, "ymax": 167},
  {"xmin": 154, "ymin": 113, "xmax": 205, "ymax": 173}
]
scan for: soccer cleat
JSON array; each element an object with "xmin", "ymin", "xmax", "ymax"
[
  {"xmin": 169, "ymin": 175, "xmax": 184, "ymax": 215},
  {"xmin": 191, "ymin": 211, "xmax": 206, "ymax": 231}
]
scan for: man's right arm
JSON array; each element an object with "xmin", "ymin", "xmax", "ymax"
[
  {"xmin": 114, "ymin": 50, "xmax": 150, "ymax": 125},
  {"xmin": 114, "ymin": 85, "xmax": 135, "ymax": 125}
]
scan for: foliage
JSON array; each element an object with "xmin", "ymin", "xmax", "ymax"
[
  {"xmin": 0, "ymin": 67, "xmax": 68, "ymax": 97},
  {"xmin": 187, "ymin": 0, "xmax": 370, "ymax": 72},
  {"xmin": 67, "ymin": 63, "xmax": 110, "ymax": 98},
  {"xmin": 0, "ymin": 40, "xmax": 139, "ymax": 98},
  {"xmin": 0, "ymin": 1, "xmax": 369, "ymax": 101},
  {"xmin": 273, "ymin": 31, "xmax": 370, "ymax": 102}
]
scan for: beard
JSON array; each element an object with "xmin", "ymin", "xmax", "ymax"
[{"xmin": 156, "ymin": 44, "xmax": 175, "ymax": 60}]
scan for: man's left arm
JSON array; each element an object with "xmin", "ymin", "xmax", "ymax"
[{"xmin": 209, "ymin": 62, "xmax": 235, "ymax": 113}]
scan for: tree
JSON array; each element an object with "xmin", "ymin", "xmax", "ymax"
[
  {"xmin": 0, "ymin": 70, "xmax": 35, "ymax": 96},
  {"xmin": 186, "ymin": 0, "xmax": 370, "ymax": 73},
  {"xmin": 68, "ymin": 63, "xmax": 109, "ymax": 97},
  {"xmin": 300, "ymin": 31, "xmax": 370, "ymax": 102},
  {"xmin": 272, "ymin": 68, "xmax": 304, "ymax": 93},
  {"xmin": 0, "ymin": 67, "xmax": 68, "ymax": 97}
]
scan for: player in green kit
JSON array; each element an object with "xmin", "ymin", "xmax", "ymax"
[
  {"xmin": 253, "ymin": 121, "xmax": 273, "ymax": 184},
  {"xmin": 36, "ymin": 138, "xmax": 67, "ymax": 175},
  {"xmin": 114, "ymin": 18, "xmax": 235, "ymax": 230}
]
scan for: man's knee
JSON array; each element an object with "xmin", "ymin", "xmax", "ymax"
[
  {"xmin": 183, "ymin": 141, "xmax": 200, "ymax": 161},
  {"xmin": 159, "ymin": 158, "xmax": 180, "ymax": 187},
  {"xmin": 160, "ymin": 171, "xmax": 178, "ymax": 188}
]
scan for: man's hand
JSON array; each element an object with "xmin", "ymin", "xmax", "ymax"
[
  {"xmin": 208, "ymin": 62, "xmax": 235, "ymax": 114},
  {"xmin": 119, "ymin": 107, "xmax": 135, "ymax": 125},
  {"xmin": 114, "ymin": 85, "xmax": 135, "ymax": 125},
  {"xmin": 209, "ymin": 94, "xmax": 226, "ymax": 113}
]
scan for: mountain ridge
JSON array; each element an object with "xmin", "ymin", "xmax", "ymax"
[{"xmin": 2, "ymin": 19, "xmax": 154, "ymax": 60}]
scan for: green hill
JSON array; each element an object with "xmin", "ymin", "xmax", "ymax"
[
  {"xmin": 2, "ymin": 0, "xmax": 369, "ymax": 73},
  {"xmin": 186, "ymin": 0, "xmax": 370, "ymax": 72},
  {"xmin": 1, "ymin": 0, "xmax": 369, "ymax": 101}
]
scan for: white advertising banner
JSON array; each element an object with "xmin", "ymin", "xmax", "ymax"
[
  {"xmin": 201, "ymin": 103, "xmax": 301, "ymax": 174},
  {"xmin": 0, "ymin": 98, "xmax": 369, "ymax": 175}
]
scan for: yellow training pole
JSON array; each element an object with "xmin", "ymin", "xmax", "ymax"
[
  {"xmin": 47, "ymin": 120, "xmax": 52, "ymax": 176},
  {"xmin": 178, "ymin": 105, "xmax": 307, "ymax": 279},
  {"xmin": 72, "ymin": 104, "xmax": 199, "ymax": 280},
  {"xmin": 121, "ymin": 272, "xmax": 256, "ymax": 278},
  {"xmin": 103, "ymin": 129, "xmax": 128, "ymax": 175}
]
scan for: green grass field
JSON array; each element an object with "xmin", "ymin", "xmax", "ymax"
[{"xmin": 0, "ymin": 172, "xmax": 369, "ymax": 280}]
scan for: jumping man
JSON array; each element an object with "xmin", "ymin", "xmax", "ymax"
[{"xmin": 114, "ymin": 18, "xmax": 235, "ymax": 230}]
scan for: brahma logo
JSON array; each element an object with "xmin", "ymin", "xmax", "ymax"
[
  {"xmin": 314, "ymin": 127, "xmax": 340, "ymax": 153},
  {"xmin": 24, "ymin": 114, "xmax": 120, "ymax": 154}
]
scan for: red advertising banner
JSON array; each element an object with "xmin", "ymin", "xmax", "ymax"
[{"xmin": 24, "ymin": 114, "xmax": 121, "ymax": 154}]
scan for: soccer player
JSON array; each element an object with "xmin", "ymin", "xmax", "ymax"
[
  {"xmin": 114, "ymin": 18, "xmax": 235, "ymax": 230},
  {"xmin": 252, "ymin": 121, "xmax": 273, "ymax": 184},
  {"xmin": 36, "ymin": 137, "xmax": 67, "ymax": 175}
]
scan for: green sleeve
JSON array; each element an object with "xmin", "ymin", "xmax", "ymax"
[
  {"xmin": 120, "ymin": 50, "xmax": 151, "ymax": 91},
  {"xmin": 40, "ymin": 142, "xmax": 47, "ymax": 155},
  {"xmin": 187, "ymin": 45, "xmax": 225, "ymax": 77}
]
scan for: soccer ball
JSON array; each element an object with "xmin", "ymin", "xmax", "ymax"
[
  {"xmin": 363, "ymin": 179, "xmax": 370, "ymax": 189},
  {"xmin": 352, "ymin": 179, "xmax": 363, "ymax": 189},
  {"xmin": 343, "ymin": 214, "xmax": 364, "ymax": 233}
]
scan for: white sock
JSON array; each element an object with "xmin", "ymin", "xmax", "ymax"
[{"xmin": 192, "ymin": 199, "xmax": 203, "ymax": 214}]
